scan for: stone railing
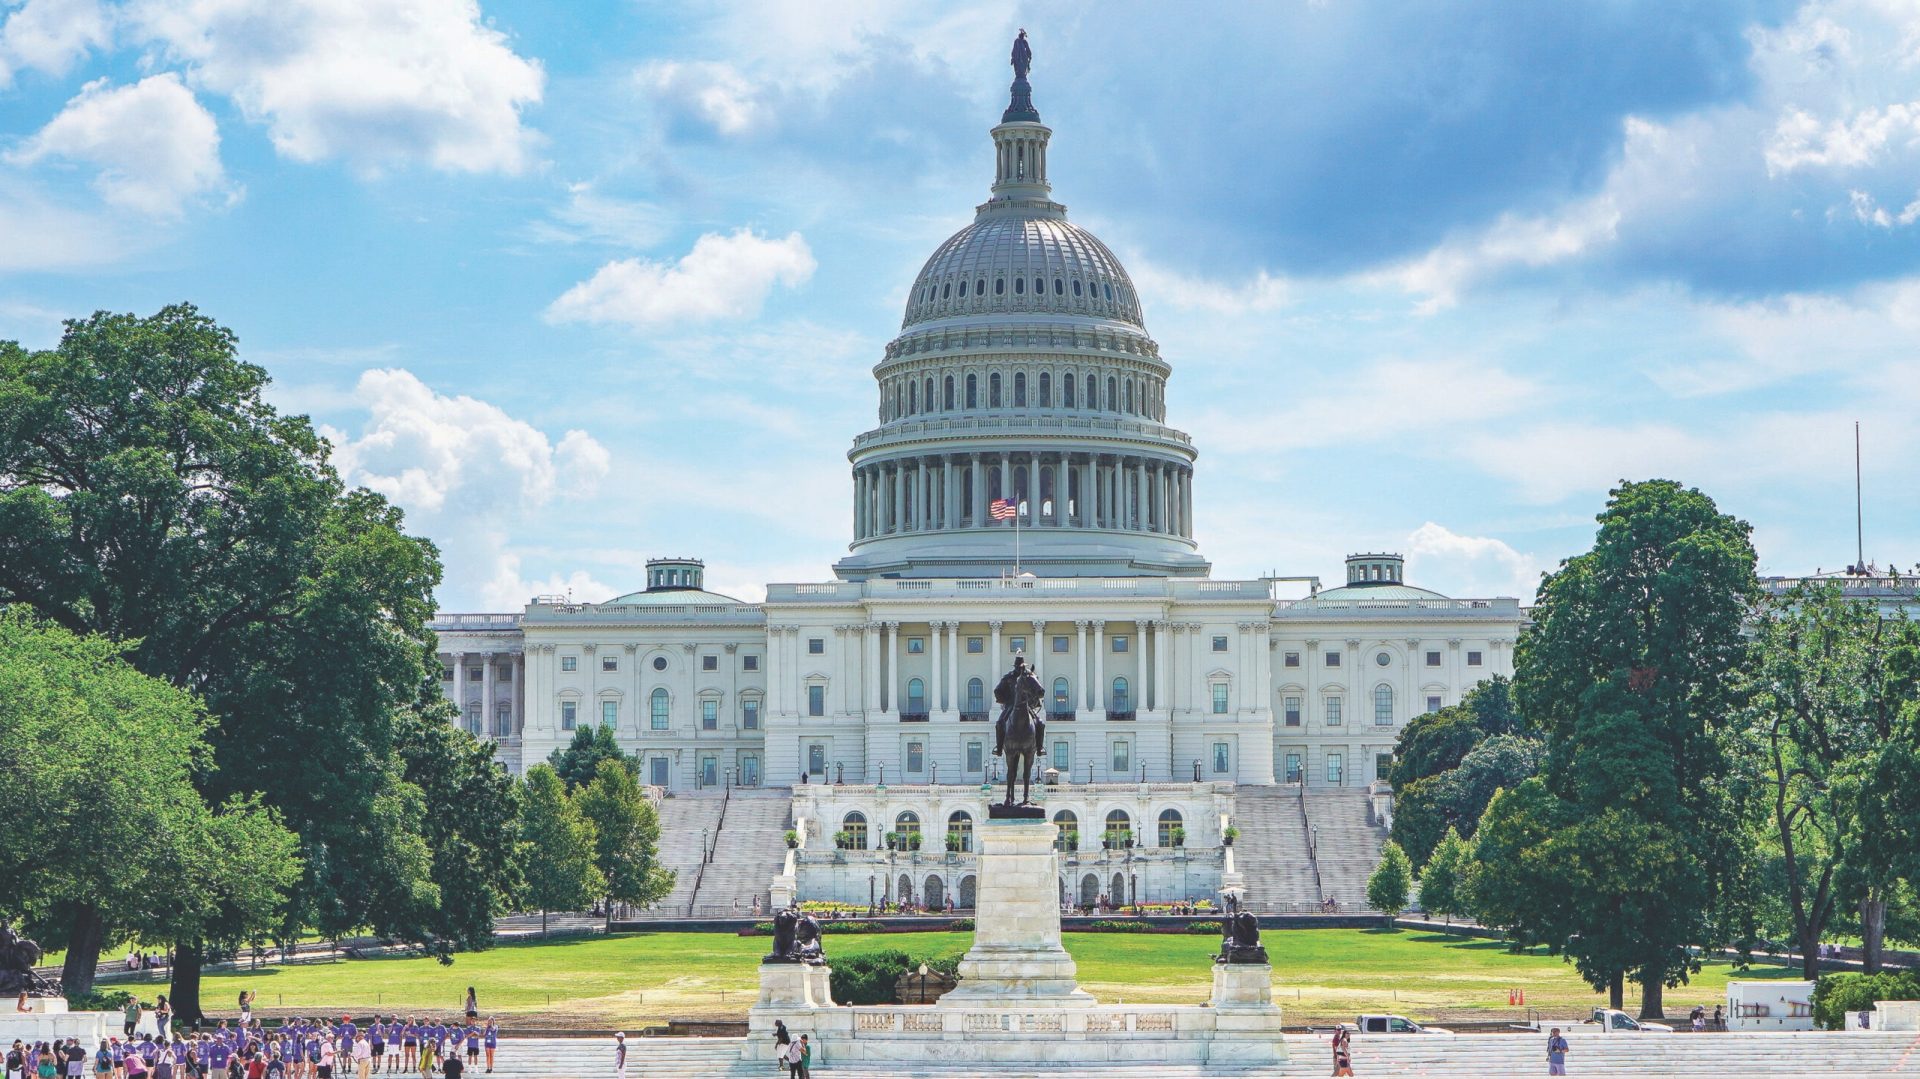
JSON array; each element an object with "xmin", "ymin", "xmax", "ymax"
[{"xmin": 836, "ymin": 1005, "xmax": 1190, "ymax": 1038}]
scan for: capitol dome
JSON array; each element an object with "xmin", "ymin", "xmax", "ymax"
[{"xmin": 902, "ymin": 215, "xmax": 1146, "ymax": 330}]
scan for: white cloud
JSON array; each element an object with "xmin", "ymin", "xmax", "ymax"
[
  {"xmin": 128, "ymin": 0, "xmax": 544, "ymax": 175},
  {"xmin": 1125, "ymin": 260, "xmax": 1291, "ymax": 315},
  {"xmin": 545, "ymin": 228, "xmax": 815, "ymax": 329},
  {"xmin": 524, "ymin": 182, "xmax": 669, "ymax": 248},
  {"xmin": 7, "ymin": 74, "xmax": 229, "ymax": 216},
  {"xmin": 1404, "ymin": 522, "xmax": 1541, "ymax": 600},
  {"xmin": 479, "ymin": 557, "xmax": 613, "ymax": 611},
  {"xmin": 636, "ymin": 60, "xmax": 764, "ymax": 135},
  {"xmin": 0, "ymin": 0, "xmax": 112, "ymax": 86},
  {"xmin": 1366, "ymin": 194, "xmax": 1621, "ymax": 312},
  {"xmin": 1848, "ymin": 187, "xmax": 1920, "ymax": 227},
  {"xmin": 1766, "ymin": 101, "xmax": 1920, "ymax": 174}
]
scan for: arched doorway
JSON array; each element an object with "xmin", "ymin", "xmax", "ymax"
[
  {"xmin": 924, "ymin": 876, "xmax": 945, "ymax": 910},
  {"xmin": 960, "ymin": 875, "xmax": 977, "ymax": 909},
  {"xmin": 1111, "ymin": 872, "xmax": 1126, "ymax": 906},
  {"xmin": 1080, "ymin": 873, "xmax": 1099, "ymax": 908},
  {"xmin": 897, "ymin": 873, "xmax": 914, "ymax": 906}
]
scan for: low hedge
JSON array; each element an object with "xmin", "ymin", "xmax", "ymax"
[
  {"xmin": 947, "ymin": 918, "xmax": 974, "ymax": 931},
  {"xmin": 1087, "ymin": 920, "xmax": 1153, "ymax": 932},
  {"xmin": 1813, "ymin": 971, "xmax": 1920, "ymax": 1030},
  {"xmin": 1187, "ymin": 921, "xmax": 1223, "ymax": 934},
  {"xmin": 827, "ymin": 948, "xmax": 964, "ymax": 1005},
  {"xmin": 69, "ymin": 989, "xmax": 134, "ymax": 1011}
]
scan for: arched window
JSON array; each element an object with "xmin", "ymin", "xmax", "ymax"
[
  {"xmin": 1052, "ymin": 676, "xmax": 1070, "ymax": 713},
  {"xmin": 1053, "ymin": 810, "xmax": 1079, "ymax": 851},
  {"xmin": 1084, "ymin": 375, "xmax": 1095, "ymax": 409},
  {"xmin": 1038, "ymin": 372, "xmax": 1051, "ymax": 406},
  {"xmin": 909, "ymin": 381, "xmax": 917, "ymax": 413},
  {"xmin": 1034, "ymin": 277, "xmax": 1044, "ymax": 296},
  {"xmin": 967, "ymin": 677, "xmax": 985, "ymax": 714},
  {"xmin": 1157, "ymin": 808, "xmax": 1184, "ymax": 848},
  {"xmin": 1014, "ymin": 372, "xmax": 1026, "ymax": 406},
  {"xmin": 924, "ymin": 377, "xmax": 933, "ymax": 413},
  {"xmin": 1073, "ymin": 279, "xmax": 1083, "ymax": 297},
  {"xmin": 958, "ymin": 278, "xmax": 968, "ymax": 297},
  {"xmin": 942, "ymin": 281, "xmax": 951, "ymax": 299},
  {"xmin": 990, "ymin": 373, "xmax": 1002, "ymax": 407},
  {"xmin": 1104, "ymin": 809, "xmax": 1132, "ymax": 845},
  {"xmin": 947, "ymin": 811, "xmax": 974, "ymax": 853},
  {"xmin": 1125, "ymin": 381, "xmax": 1134, "ymax": 413},
  {"xmin": 1054, "ymin": 277, "xmax": 1064, "ymax": 295},
  {"xmin": 843, "ymin": 811, "xmax": 869, "ymax": 850},
  {"xmin": 907, "ymin": 677, "xmax": 926, "ymax": 714},
  {"xmin": 1106, "ymin": 376, "xmax": 1117, "ymax": 410},
  {"xmin": 893, "ymin": 385, "xmax": 902, "ymax": 418},
  {"xmin": 895, "ymin": 811, "xmax": 920, "ymax": 840},
  {"xmin": 1375, "ymin": 684, "xmax": 1394, "ymax": 726},
  {"xmin": 943, "ymin": 376, "xmax": 954, "ymax": 410},
  {"xmin": 1014, "ymin": 277, "xmax": 1025, "ymax": 295},
  {"xmin": 1104, "ymin": 283, "xmax": 1114, "ymax": 300},
  {"xmin": 966, "ymin": 374, "xmax": 978, "ymax": 408},
  {"xmin": 1111, "ymin": 676, "xmax": 1130, "ymax": 712},
  {"xmin": 995, "ymin": 277, "xmax": 1005, "ymax": 295},
  {"xmin": 976, "ymin": 277, "xmax": 985, "ymax": 296},
  {"xmin": 650, "ymin": 687, "xmax": 669, "ymax": 730},
  {"xmin": 1063, "ymin": 375, "xmax": 1075, "ymax": 408}
]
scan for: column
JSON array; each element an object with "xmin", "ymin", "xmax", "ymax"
[
  {"xmin": 944, "ymin": 456, "xmax": 958, "ymax": 530},
  {"xmin": 1076, "ymin": 620, "xmax": 1091, "ymax": 715},
  {"xmin": 481, "ymin": 652, "xmax": 495, "ymax": 735},
  {"xmin": 515, "ymin": 652, "xmax": 527, "ymax": 736},
  {"xmin": 971, "ymin": 454, "xmax": 985, "ymax": 527},
  {"xmin": 1189, "ymin": 623, "xmax": 1205, "ymax": 714},
  {"xmin": 833, "ymin": 626, "xmax": 848, "ymax": 715},
  {"xmin": 989, "ymin": 621, "xmax": 1003, "ymax": 676},
  {"xmin": 916, "ymin": 457, "xmax": 928, "ymax": 531},
  {"xmin": 865, "ymin": 622, "xmax": 882, "ymax": 715},
  {"xmin": 947, "ymin": 620, "xmax": 961, "ymax": 716},
  {"xmin": 892, "ymin": 463, "xmax": 904, "ymax": 534},
  {"xmin": 1092, "ymin": 621, "xmax": 1106, "ymax": 712},
  {"xmin": 1134, "ymin": 619, "xmax": 1148, "ymax": 712},
  {"xmin": 1154, "ymin": 621, "xmax": 1172, "ymax": 716},
  {"xmin": 1183, "ymin": 470, "xmax": 1194, "ymax": 536},
  {"xmin": 450, "ymin": 653, "xmax": 466, "ymax": 722},
  {"xmin": 999, "ymin": 452, "xmax": 1011, "ymax": 516},
  {"xmin": 930, "ymin": 621, "xmax": 946, "ymax": 716},
  {"xmin": 883, "ymin": 622, "xmax": 899, "ymax": 712}
]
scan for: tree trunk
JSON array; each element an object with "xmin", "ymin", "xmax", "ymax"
[
  {"xmin": 1637, "ymin": 965, "xmax": 1665, "ymax": 1020},
  {"xmin": 1608, "ymin": 971, "xmax": 1624, "ymax": 1010},
  {"xmin": 1800, "ymin": 923, "xmax": 1822, "ymax": 981},
  {"xmin": 541, "ymin": 908, "xmax": 548, "ymax": 934},
  {"xmin": 1861, "ymin": 895, "xmax": 1887, "ymax": 974},
  {"xmin": 60, "ymin": 902, "xmax": 106, "ymax": 997},
  {"xmin": 170, "ymin": 941, "xmax": 205, "ymax": 1027}
]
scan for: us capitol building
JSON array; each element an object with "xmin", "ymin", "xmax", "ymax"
[{"xmin": 431, "ymin": 44, "xmax": 1525, "ymax": 912}]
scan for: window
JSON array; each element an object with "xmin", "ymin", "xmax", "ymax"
[
  {"xmin": 1111, "ymin": 636, "xmax": 1128, "ymax": 653},
  {"xmin": 1038, "ymin": 372, "xmax": 1051, "ymax": 406},
  {"xmin": 943, "ymin": 376, "xmax": 954, "ymax": 410},
  {"xmin": 1054, "ymin": 810, "xmax": 1078, "ymax": 850},
  {"xmin": 990, "ymin": 373, "xmax": 1002, "ymax": 407},
  {"xmin": 947, "ymin": 810, "xmax": 974, "ymax": 852},
  {"xmin": 966, "ymin": 374, "xmax": 978, "ymax": 408},
  {"xmin": 966, "ymin": 678, "xmax": 985, "ymax": 714},
  {"xmin": 653, "ymin": 656, "xmax": 667, "ymax": 671},
  {"xmin": 1052, "ymin": 677, "xmax": 1070, "ymax": 712},
  {"xmin": 843, "ymin": 812, "xmax": 868, "ymax": 850},
  {"xmin": 1063, "ymin": 377, "xmax": 1075, "ymax": 407},
  {"xmin": 1375, "ymin": 684, "xmax": 1394, "ymax": 726},
  {"xmin": 1327, "ymin": 752, "xmax": 1344, "ymax": 785},
  {"xmin": 494, "ymin": 703, "xmax": 511, "ymax": 736},
  {"xmin": 743, "ymin": 654, "xmax": 759, "ymax": 671},
  {"xmin": 1213, "ymin": 742, "xmax": 1230, "ymax": 774},
  {"xmin": 702, "ymin": 655, "xmax": 717, "ymax": 671},
  {"xmin": 440, "ymin": 666, "xmax": 453, "ymax": 681},
  {"xmin": 701, "ymin": 699, "xmax": 718, "ymax": 729},
  {"xmin": 906, "ymin": 678, "xmax": 926, "ymax": 713},
  {"xmin": 650, "ymin": 688, "xmax": 669, "ymax": 730},
  {"xmin": 1467, "ymin": 650, "xmax": 1483, "ymax": 666},
  {"xmin": 1212, "ymin": 635, "xmax": 1228, "ymax": 652},
  {"xmin": 967, "ymin": 636, "xmax": 983, "ymax": 654},
  {"xmin": 966, "ymin": 741, "xmax": 983, "ymax": 772},
  {"xmin": 465, "ymin": 702, "xmax": 482, "ymax": 734},
  {"xmin": 1284, "ymin": 752, "xmax": 1302, "ymax": 783},
  {"xmin": 906, "ymin": 741, "xmax": 925, "ymax": 773},
  {"xmin": 907, "ymin": 637, "xmax": 924, "ymax": 654},
  {"xmin": 994, "ymin": 278, "xmax": 1005, "ymax": 295},
  {"xmin": 1284, "ymin": 651, "xmax": 1300, "ymax": 668},
  {"xmin": 809, "ymin": 638, "xmax": 825, "ymax": 655},
  {"xmin": 1375, "ymin": 652, "xmax": 1391, "ymax": 667},
  {"xmin": 808, "ymin": 684, "xmax": 825, "ymax": 717},
  {"xmin": 498, "ymin": 664, "xmax": 512, "ymax": 683},
  {"xmin": 601, "ymin": 700, "xmax": 618, "ymax": 727},
  {"xmin": 808, "ymin": 744, "xmax": 826, "ymax": 777},
  {"xmin": 561, "ymin": 655, "xmax": 578, "ymax": 672},
  {"xmin": 1014, "ymin": 277, "xmax": 1024, "ymax": 295},
  {"xmin": 1052, "ymin": 635, "xmax": 1069, "ymax": 653},
  {"xmin": 1324, "ymin": 651, "xmax": 1341, "ymax": 667},
  {"xmin": 1052, "ymin": 739, "xmax": 1070, "ymax": 771},
  {"xmin": 1014, "ymin": 372, "xmax": 1026, "ymax": 405},
  {"xmin": 742, "ymin": 699, "xmax": 760, "ymax": 729},
  {"xmin": 895, "ymin": 811, "xmax": 920, "ymax": 839},
  {"xmin": 1425, "ymin": 651, "xmax": 1441, "ymax": 667},
  {"xmin": 468, "ymin": 666, "xmax": 483, "ymax": 682},
  {"xmin": 700, "ymin": 754, "xmax": 718, "ymax": 787},
  {"xmin": 1009, "ymin": 636, "xmax": 1026, "ymax": 653},
  {"xmin": 1427, "ymin": 695, "xmax": 1443, "ymax": 713},
  {"xmin": 1104, "ymin": 809, "xmax": 1132, "ymax": 843},
  {"xmin": 1376, "ymin": 753, "xmax": 1394, "ymax": 780},
  {"xmin": 1206, "ymin": 682, "xmax": 1227, "ymax": 714},
  {"xmin": 1284, "ymin": 695, "xmax": 1302, "ymax": 727},
  {"xmin": 1111, "ymin": 677, "xmax": 1130, "ymax": 712},
  {"xmin": 1158, "ymin": 809, "xmax": 1184, "ymax": 847},
  {"xmin": 1326, "ymin": 697, "xmax": 1343, "ymax": 725},
  {"xmin": 560, "ymin": 701, "xmax": 577, "ymax": 730},
  {"xmin": 650, "ymin": 756, "xmax": 669, "ymax": 787},
  {"xmin": 601, "ymin": 654, "xmax": 617, "ymax": 672},
  {"xmin": 1111, "ymin": 740, "xmax": 1130, "ymax": 774}
]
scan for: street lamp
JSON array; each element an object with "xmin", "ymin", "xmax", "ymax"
[
  {"xmin": 868, "ymin": 874, "xmax": 875, "ymax": 910},
  {"xmin": 725, "ymin": 767, "xmax": 734, "ymax": 791},
  {"xmin": 877, "ymin": 764, "xmax": 887, "ymax": 788},
  {"xmin": 1193, "ymin": 760, "xmax": 1201, "ymax": 782},
  {"xmin": 931, "ymin": 762, "xmax": 939, "ymax": 786}
]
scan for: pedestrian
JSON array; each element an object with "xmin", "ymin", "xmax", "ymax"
[
  {"xmin": 480, "ymin": 1022, "xmax": 495, "ymax": 1075},
  {"xmin": 364, "ymin": 1026, "xmax": 381, "ymax": 1079},
  {"xmin": 1331, "ymin": 1026, "xmax": 1352, "ymax": 1077},
  {"xmin": 611, "ymin": 1034, "xmax": 624, "ymax": 1079},
  {"xmin": 237, "ymin": 996, "xmax": 253, "ymax": 1032},
  {"xmin": 154, "ymin": 1001, "xmax": 171, "ymax": 1042},
  {"xmin": 1711, "ymin": 1004, "xmax": 1725, "ymax": 1032},
  {"xmin": 796, "ymin": 1036, "xmax": 810, "ymax": 1079},
  {"xmin": 123, "ymin": 1003, "xmax": 142, "ymax": 1040},
  {"xmin": 7, "ymin": 1040, "xmax": 23, "ymax": 1079},
  {"xmin": 64, "ymin": 1041, "xmax": 85, "ymax": 1079},
  {"xmin": 1690, "ymin": 1005, "xmax": 1704, "ymax": 1033},
  {"xmin": 771, "ymin": 1021, "xmax": 789, "ymax": 1073},
  {"xmin": 93, "ymin": 1044, "xmax": 111, "ymax": 1079},
  {"xmin": 399, "ymin": 1021, "xmax": 416, "ymax": 1075},
  {"xmin": 1547, "ymin": 1026, "xmax": 1570, "ymax": 1076},
  {"xmin": 783, "ymin": 1038, "xmax": 803, "ymax": 1079},
  {"xmin": 461, "ymin": 993, "xmax": 475, "ymax": 1025},
  {"xmin": 351, "ymin": 1037, "xmax": 370, "ymax": 1079}
]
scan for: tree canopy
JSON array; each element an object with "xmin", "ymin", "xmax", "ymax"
[{"xmin": 573, "ymin": 758, "xmax": 675, "ymax": 922}]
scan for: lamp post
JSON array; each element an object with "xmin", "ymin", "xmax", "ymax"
[
  {"xmin": 931, "ymin": 762, "xmax": 939, "ymax": 786},
  {"xmin": 1193, "ymin": 760, "xmax": 1201, "ymax": 783},
  {"xmin": 725, "ymin": 767, "xmax": 734, "ymax": 791},
  {"xmin": 877, "ymin": 764, "xmax": 887, "ymax": 788},
  {"xmin": 868, "ymin": 874, "xmax": 875, "ymax": 910}
]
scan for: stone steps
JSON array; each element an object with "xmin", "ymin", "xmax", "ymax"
[
  {"xmin": 692, "ymin": 790, "xmax": 791, "ymax": 916},
  {"xmin": 1228, "ymin": 787, "xmax": 1319, "ymax": 911},
  {"xmin": 1302, "ymin": 789, "xmax": 1385, "ymax": 909},
  {"xmin": 649, "ymin": 794, "xmax": 728, "ymax": 916}
]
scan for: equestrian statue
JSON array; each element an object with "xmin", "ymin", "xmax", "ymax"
[{"xmin": 992, "ymin": 655, "xmax": 1046, "ymax": 814}]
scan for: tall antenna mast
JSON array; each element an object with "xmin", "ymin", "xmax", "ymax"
[{"xmin": 1855, "ymin": 421, "xmax": 1865, "ymax": 574}]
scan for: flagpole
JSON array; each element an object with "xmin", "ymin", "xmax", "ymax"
[{"xmin": 1014, "ymin": 489, "xmax": 1022, "ymax": 576}]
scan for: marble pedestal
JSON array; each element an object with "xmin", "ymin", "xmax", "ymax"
[
  {"xmin": 1207, "ymin": 963, "xmax": 1288, "ymax": 1064},
  {"xmin": 941, "ymin": 818, "xmax": 1093, "ymax": 1006},
  {"xmin": 0, "ymin": 999, "xmax": 111, "ymax": 1047},
  {"xmin": 754, "ymin": 961, "xmax": 835, "ymax": 1009}
]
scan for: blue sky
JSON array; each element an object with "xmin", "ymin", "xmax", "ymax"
[{"xmin": 4, "ymin": 0, "xmax": 1918, "ymax": 609}]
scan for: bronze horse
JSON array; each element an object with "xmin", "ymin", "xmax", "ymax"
[{"xmin": 996, "ymin": 661, "xmax": 1045, "ymax": 806}]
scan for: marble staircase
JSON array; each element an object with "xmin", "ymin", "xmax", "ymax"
[
  {"xmin": 1226, "ymin": 786, "xmax": 1320, "ymax": 911},
  {"xmin": 1301, "ymin": 788, "xmax": 1386, "ymax": 909}
]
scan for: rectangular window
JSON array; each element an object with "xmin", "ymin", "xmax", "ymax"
[
  {"xmin": 1213, "ymin": 742, "xmax": 1230, "ymax": 774},
  {"xmin": 1467, "ymin": 650, "xmax": 1483, "ymax": 666},
  {"xmin": 743, "ymin": 699, "xmax": 760, "ymax": 729},
  {"xmin": 808, "ymin": 638, "xmax": 825, "ymax": 655},
  {"xmin": 1283, "ymin": 651, "xmax": 1300, "ymax": 668},
  {"xmin": 1376, "ymin": 752, "xmax": 1394, "ymax": 780},
  {"xmin": 1425, "ymin": 650, "xmax": 1442, "ymax": 667},
  {"xmin": 966, "ymin": 741, "xmax": 983, "ymax": 772},
  {"xmin": 1052, "ymin": 635, "xmax": 1069, "ymax": 653},
  {"xmin": 1010, "ymin": 636, "xmax": 1027, "ymax": 653},
  {"xmin": 1052, "ymin": 739, "xmax": 1070, "ymax": 771},
  {"xmin": 440, "ymin": 666, "xmax": 454, "ymax": 681},
  {"xmin": 1326, "ymin": 697, "xmax": 1343, "ymax": 726},
  {"xmin": 808, "ymin": 744, "xmax": 825, "ymax": 777},
  {"xmin": 560, "ymin": 701, "xmax": 577, "ymax": 730},
  {"xmin": 497, "ymin": 664, "xmax": 512, "ymax": 683},
  {"xmin": 968, "ymin": 637, "xmax": 983, "ymax": 654},
  {"xmin": 1112, "ymin": 740, "xmax": 1130, "ymax": 774},
  {"xmin": 1111, "ymin": 636, "xmax": 1128, "ymax": 653},
  {"xmin": 1327, "ymin": 752, "xmax": 1344, "ymax": 785},
  {"xmin": 1212, "ymin": 635, "xmax": 1228, "ymax": 652},
  {"xmin": 561, "ymin": 655, "xmax": 577, "ymax": 672},
  {"xmin": 1284, "ymin": 752, "xmax": 1302, "ymax": 783},
  {"xmin": 1284, "ymin": 695, "xmax": 1302, "ymax": 727},
  {"xmin": 600, "ymin": 700, "xmax": 617, "ymax": 727},
  {"xmin": 906, "ymin": 741, "xmax": 925, "ymax": 773},
  {"xmin": 743, "ymin": 654, "xmax": 760, "ymax": 671},
  {"xmin": 1426, "ymin": 695, "xmax": 1443, "ymax": 714},
  {"xmin": 907, "ymin": 637, "xmax": 924, "ymax": 654},
  {"xmin": 1376, "ymin": 692, "xmax": 1394, "ymax": 726},
  {"xmin": 468, "ymin": 666, "xmax": 483, "ymax": 682},
  {"xmin": 1324, "ymin": 651, "xmax": 1341, "ymax": 668},
  {"xmin": 807, "ymin": 684, "xmax": 825, "ymax": 717},
  {"xmin": 602, "ymin": 655, "xmax": 618, "ymax": 672},
  {"xmin": 1211, "ymin": 683, "xmax": 1229, "ymax": 714},
  {"xmin": 650, "ymin": 756, "xmax": 669, "ymax": 787},
  {"xmin": 702, "ymin": 699, "xmax": 718, "ymax": 730},
  {"xmin": 702, "ymin": 655, "xmax": 717, "ymax": 671}
]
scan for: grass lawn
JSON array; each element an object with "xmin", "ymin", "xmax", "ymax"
[{"xmin": 175, "ymin": 928, "xmax": 1804, "ymax": 1029}]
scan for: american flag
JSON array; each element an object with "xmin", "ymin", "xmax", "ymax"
[{"xmin": 989, "ymin": 498, "xmax": 1019, "ymax": 520}]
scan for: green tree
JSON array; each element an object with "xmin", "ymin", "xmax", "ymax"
[
  {"xmin": 1515, "ymin": 479, "xmax": 1760, "ymax": 1017},
  {"xmin": 573, "ymin": 759, "xmax": 675, "ymax": 925},
  {"xmin": 1420, "ymin": 827, "xmax": 1471, "ymax": 923},
  {"xmin": 518, "ymin": 764, "xmax": 599, "ymax": 931},
  {"xmin": 1390, "ymin": 678, "xmax": 1534, "ymax": 865},
  {"xmin": 0, "ymin": 306, "xmax": 451, "ymax": 1015},
  {"xmin": 548, "ymin": 724, "xmax": 634, "ymax": 791},
  {"xmin": 1467, "ymin": 780, "xmax": 1568, "ymax": 949},
  {"xmin": 1367, "ymin": 840, "xmax": 1414, "ymax": 915}
]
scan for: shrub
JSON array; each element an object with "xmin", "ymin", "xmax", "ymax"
[
  {"xmin": 829, "ymin": 949, "xmax": 915, "ymax": 1004},
  {"xmin": 1187, "ymin": 921, "xmax": 1223, "ymax": 934},
  {"xmin": 1812, "ymin": 971, "xmax": 1920, "ymax": 1030},
  {"xmin": 821, "ymin": 921, "xmax": 886, "ymax": 933},
  {"xmin": 947, "ymin": 918, "xmax": 974, "ymax": 931},
  {"xmin": 1088, "ymin": 920, "xmax": 1152, "ymax": 932},
  {"xmin": 69, "ymin": 989, "xmax": 134, "ymax": 1011}
]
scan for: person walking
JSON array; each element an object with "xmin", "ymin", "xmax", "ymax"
[
  {"xmin": 770, "ymin": 1021, "xmax": 789, "ymax": 1073},
  {"xmin": 782, "ymin": 1038, "xmax": 802, "ymax": 1079},
  {"xmin": 1331, "ymin": 1026, "xmax": 1353, "ymax": 1077},
  {"xmin": 351, "ymin": 1037, "xmax": 370, "ymax": 1079},
  {"xmin": 153, "ymin": 1001, "xmax": 171, "ymax": 1043},
  {"xmin": 460, "ymin": 994, "xmax": 475, "ymax": 1025},
  {"xmin": 610, "ymin": 1034, "xmax": 625, "ymax": 1079},
  {"xmin": 1547, "ymin": 1027, "xmax": 1571, "ymax": 1076},
  {"xmin": 479, "ymin": 1022, "xmax": 495, "ymax": 1075}
]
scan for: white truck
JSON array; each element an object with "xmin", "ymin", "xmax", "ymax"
[
  {"xmin": 1348, "ymin": 1014, "xmax": 1454, "ymax": 1035},
  {"xmin": 1586, "ymin": 1008, "xmax": 1675, "ymax": 1033}
]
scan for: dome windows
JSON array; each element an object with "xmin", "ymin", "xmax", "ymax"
[
  {"xmin": 1072, "ymin": 279, "xmax": 1082, "ymax": 297},
  {"xmin": 1034, "ymin": 277, "xmax": 1044, "ymax": 296},
  {"xmin": 1014, "ymin": 372, "xmax": 1027, "ymax": 406},
  {"xmin": 995, "ymin": 277, "xmax": 1006, "ymax": 296},
  {"xmin": 1038, "ymin": 372, "xmax": 1051, "ymax": 407},
  {"xmin": 1014, "ymin": 277, "xmax": 1025, "ymax": 295},
  {"xmin": 976, "ymin": 277, "xmax": 985, "ymax": 296},
  {"xmin": 958, "ymin": 279, "xmax": 968, "ymax": 297},
  {"xmin": 942, "ymin": 282, "xmax": 952, "ymax": 299},
  {"xmin": 1054, "ymin": 278, "xmax": 1064, "ymax": 295},
  {"xmin": 1104, "ymin": 283, "xmax": 1114, "ymax": 300},
  {"xmin": 989, "ymin": 373, "xmax": 1002, "ymax": 407}
]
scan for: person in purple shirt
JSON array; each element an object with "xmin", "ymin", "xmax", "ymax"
[
  {"xmin": 479, "ymin": 1024, "xmax": 495, "ymax": 1076},
  {"xmin": 460, "ymin": 1029, "xmax": 476, "ymax": 1069},
  {"xmin": 397, "ymin": 1025, "xmax": 415, "ymax": 1076}
]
